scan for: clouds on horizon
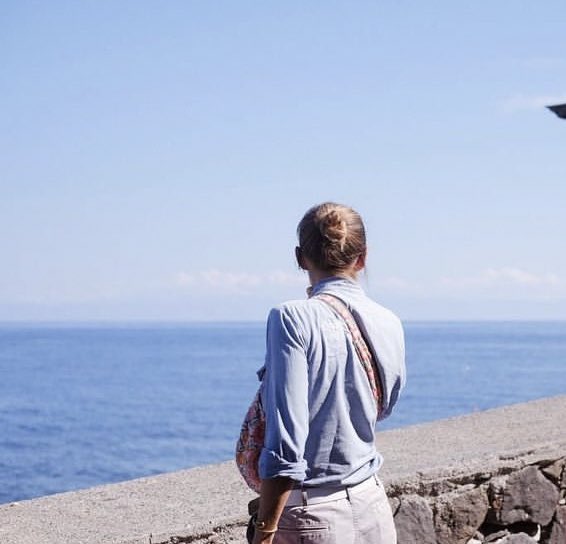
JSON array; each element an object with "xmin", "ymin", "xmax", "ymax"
[
  {"xmin": 440, "ymin": 267, "xmax": 561, "ymax": 289},
  {"xmin": 1, "ymin": 266, "xmax": 563, "ymax": 322},
  {"xmin": 175, "ymin": 269, "xmax": 306, "ymax": 294},
  {"xmin": 174, "ymin": 266, "xmax": 565, "ymax": 299}
]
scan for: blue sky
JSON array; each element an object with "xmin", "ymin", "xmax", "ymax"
[{"xmin": 1, "ymin": 1, "xmax": 565, "ymax": 321}]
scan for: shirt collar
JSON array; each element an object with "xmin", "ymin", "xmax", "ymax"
[{"xmin": 310, "ymin": 275, "xmax": 362, "ymax": 297}]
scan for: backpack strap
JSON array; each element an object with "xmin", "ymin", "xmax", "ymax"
[{"xmin": 315, "ymin": 293, "xmax": 383, "ymax": 415}]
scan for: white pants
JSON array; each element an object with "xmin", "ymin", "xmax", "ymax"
[{"xmin": 274, "ymin": 477, "xmax": 397, "ymax": 544}]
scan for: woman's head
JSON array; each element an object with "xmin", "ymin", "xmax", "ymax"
[{"xmin": 296, "ymin": 202, "xmax": 367, "ymax": 276}]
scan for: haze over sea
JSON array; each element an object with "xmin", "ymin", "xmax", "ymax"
[{"xmin": 1, "ymin": 320, "xmax": 565, "ymax": 505}]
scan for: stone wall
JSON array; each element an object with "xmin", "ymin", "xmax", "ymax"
[
  {"xmin": 1, "ymin": 395, "xmax": 565, "ymax": 544},
  {"xmin": 391, "ymin": 456, "xmax": 566, "ymax": 544}
]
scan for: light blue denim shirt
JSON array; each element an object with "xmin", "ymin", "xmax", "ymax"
[{"xmin": 258, "ymin": 277, "xmax": 406, "ymax": 488}]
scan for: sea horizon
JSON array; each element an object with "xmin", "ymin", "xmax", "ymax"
[{"xmin": 2, "ymin": 318, "xmax": 565, "ymax": 328}]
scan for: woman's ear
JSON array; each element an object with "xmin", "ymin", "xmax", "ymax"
[
  {"xmin": 354, "ymin": 251, "xmax": 366, "ymax": 271},
  {"xmin": 295, "ymin": 246, "xmax": 305, "ymax": 270}
]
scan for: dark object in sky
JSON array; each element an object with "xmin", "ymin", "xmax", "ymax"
[{"xmin": 547, "ymin": 103, "xmax": 566, "ymax": 119}]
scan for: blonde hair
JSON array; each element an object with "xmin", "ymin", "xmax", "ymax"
[{"xmin": 297, "ymin": 202, "xmax": 366, "ymax": 273}]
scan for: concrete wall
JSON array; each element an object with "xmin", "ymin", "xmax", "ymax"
[{"xmin": 1, "ymin": 395, "xmax": 565, "ymax": 544}]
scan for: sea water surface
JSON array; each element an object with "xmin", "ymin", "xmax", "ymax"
[{"xmin": 1, "ymin": 321, "xmax": 565, "ymax": 504}]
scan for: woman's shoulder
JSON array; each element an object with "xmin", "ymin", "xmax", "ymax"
[
  {"xmin": 364, "ymin": 297, "xmax": 403, "ymax": 327},
  {"xmin": 269, "ymin": 298, "xmax": 318, "ymax": 323},
  {"xmin": 266, "ymin": 298, "xmax": 325, "ymax": 338}
]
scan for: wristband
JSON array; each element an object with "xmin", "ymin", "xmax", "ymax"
[{"xmin": 253, "ymin": 519, "xmax": 278, "ymax": 533}]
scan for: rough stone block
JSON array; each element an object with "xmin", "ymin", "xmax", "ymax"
[
  {"xmin": 550, "ymin": 505, "xmax": 566, "ymax": 544},
  {"xmin": 433, "ymin": 486, "xmax": 489, "ymax": 544},
  {"xmin": 541, "ymin": 459, "xmax": 565, "ymax": 485},
  {"xmin": 498, "ymin": 466, "xmax": 559, "ymax": 526},
  {"xmin": 498, "ymin": 534, "xmax": 537, "ymax": 543},
  {"xmin": 488, "ymin": 476, "xmax": 507, "ymax": 518},
  {"xmin": 389, "ymin": 496, "xmax": 400, "ymax": 515},
  {"xmin": 394, "ymin": 494, "xmax": 436, "ymax": 544},
  {"xmin": 485, "ymin": 529, "xmax": 509, "ymax": 542}
]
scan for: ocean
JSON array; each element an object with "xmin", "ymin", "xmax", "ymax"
[{"xmin": 1, "ymin": 321, "xmax": 565, "ymax": 505}]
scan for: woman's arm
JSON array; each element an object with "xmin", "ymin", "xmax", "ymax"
[
  {"xmin": 258, "ymin": 306, "xmax": 310, "ymax": 482},
  {"xmin": 254, "ymin": 305, "xmax": 310, "ymax": 542},
  {"xmin": 252, "ymin": 476, "xmax": 295, "ymax": 544}
]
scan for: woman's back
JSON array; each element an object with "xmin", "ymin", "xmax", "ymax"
[{"xmin": 260, "ymin": 276, "xmax": 405, "ymax": 488}]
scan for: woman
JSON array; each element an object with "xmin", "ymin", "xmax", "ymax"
[{"xmin": 252, "ymin": 202, "xmax": 406, "ymax": 544}]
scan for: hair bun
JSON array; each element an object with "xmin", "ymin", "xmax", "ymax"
[
  {"xmin": 319, "ymin": 209, "xmax": 348, "ymax": 250},
  {"xmin": 297, "ymin": 202, "xmax": 366, "ymax": 273}
]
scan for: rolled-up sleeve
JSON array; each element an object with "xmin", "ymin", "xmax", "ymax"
[{"xmin": 258, "ymin": 305, "xmax": 309, "ymax": 482}]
